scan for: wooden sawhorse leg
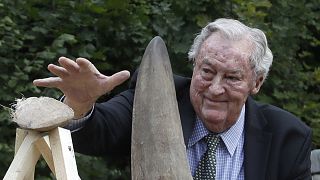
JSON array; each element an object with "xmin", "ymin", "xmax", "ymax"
[{"xmin": 4, "ymin": 127, "xmax": 80, "ymax": 180}]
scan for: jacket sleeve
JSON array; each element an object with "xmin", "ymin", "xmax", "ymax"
[{"xmin": 70, "ymin": 88, "xmax": 135, "ymax": 157}]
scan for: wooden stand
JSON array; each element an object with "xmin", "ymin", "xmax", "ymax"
[{"xmin": 4, "ymin": 127, "xmax": 80, "ymax": 180}]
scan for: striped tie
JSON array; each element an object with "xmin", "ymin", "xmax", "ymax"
[{"xmin": 194, "ymin": 134, "xmax": 220, "ymax": 180}]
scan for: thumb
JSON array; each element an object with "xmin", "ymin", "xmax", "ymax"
[{"xmin": 106, "ymin": 70, "xmax": 131, "ymax": 90}]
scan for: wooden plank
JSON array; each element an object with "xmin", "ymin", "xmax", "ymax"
[
  {"xmin": 4, "ymin": 131, "xmax": 41, "ymax": 180},
  {"xmin": 131, "ymin": 36, "xmax": 192, "ymax": 179},
  {"xmin": 15, "ymin": 128, "xmax": 28, "ymax": 154},
  {"xmin": 35, "ymin": 136, "xmax": 56, "ymax": 176},
  {"xmin": 49, "ymin": 127, "xmax": 80, "ymax": 180},
  {"xmin": 15, "ymin": 128, "xmax": 36, "ymax": 180}
]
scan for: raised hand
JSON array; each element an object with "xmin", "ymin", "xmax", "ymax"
[{"xmin": 33, "ymin": 57, "xmax": 130, "ymax": 118}]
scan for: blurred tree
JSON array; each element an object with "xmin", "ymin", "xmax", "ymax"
[{"xmin": 0, "ymin": 0, "xmax": 319, "ymax": 179}]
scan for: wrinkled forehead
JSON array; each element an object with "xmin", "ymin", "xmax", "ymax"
[{"xmin": 197, "ymin": 33, "xmax": 252, "ymax": 64}]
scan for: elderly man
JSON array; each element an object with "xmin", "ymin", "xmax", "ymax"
[{"xmin": 34, "ymin": 18, "xmax": 311, "ymax": 179}]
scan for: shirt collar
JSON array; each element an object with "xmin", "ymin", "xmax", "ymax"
[
  {"xmin": 187, "ymin": 116, "xmax": 209, "ymax": 148},
  {"xmin": 219, "ymin": 105, "xmax": 245, "ymax": 156},
  {"xmin": 188, "ymin": 105, "xmax": 245, "ymax": 156}
]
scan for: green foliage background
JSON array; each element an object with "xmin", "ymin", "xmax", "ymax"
[{"xmin": 0, "ymin": 0, "xmax": 319, "ymax": 179}]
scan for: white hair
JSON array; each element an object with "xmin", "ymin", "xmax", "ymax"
[{"xmin": 188, "ymin": 18, "xmax": 273, "ymax": 80}]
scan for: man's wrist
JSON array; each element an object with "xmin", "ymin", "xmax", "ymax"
[
  {"xmin": 65, "ymin": 106, "xmax": 95, "ymax": 132},
  {"xmin": 63, "ymin": 97, "xmax": 95, "ymax": 119}
]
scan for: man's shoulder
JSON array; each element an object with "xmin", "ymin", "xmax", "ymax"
[
  {"xmin": 250, "ymin": 98, "xmax": 311, "ymax": 134},
  {"xmin": 173, "ymin": 74, "xmax": 191, "ymax": 90}
]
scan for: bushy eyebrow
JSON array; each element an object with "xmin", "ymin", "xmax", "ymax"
[
  {"xmin": 202, "ymin": 59, "xmax": 214, "ymax": 66},
  {"xmin": 201, "ymin": 58, "xmax": 245, "ymax": 77},
  {"xmin": 228, "ymin": 69, "xmax": 243, "ymax": 75}
]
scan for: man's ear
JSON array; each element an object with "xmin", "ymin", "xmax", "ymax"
[{"xmin": 251, "ymin": 75, "xmax": 264, "ymax": 95}]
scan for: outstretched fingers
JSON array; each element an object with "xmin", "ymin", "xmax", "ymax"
[
  {"xmin": 58, "ymin": 57, "xmax": 80, "ymax": 73},
  {"xmin": 33, "ymin": 77, "xmax": 63, "ymax": 88},
  {"xmin": 34, "ymin": 56, "xmax": 130, "ymax": 96},
  {"xmin": 48, "ymin": 64, "xmax": 69, "ymax": 78},
  {"xmin": 76, "ymin": 57, "xmax": 99, "ymax": 73},
  {"xmin": 106, "ymin": 70, "xmax": 131, "ymax": 90}
]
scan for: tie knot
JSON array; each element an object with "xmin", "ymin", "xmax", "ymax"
[{"xmin": 204, "ymin": 134, "xmax": 220, "ymax": 150}]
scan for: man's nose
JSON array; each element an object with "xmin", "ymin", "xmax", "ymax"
[{"xmin": 208, "ymin": 77, "xmax": 225, "ymax": 95}]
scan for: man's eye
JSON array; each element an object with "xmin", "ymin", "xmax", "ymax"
[
  {"xmin": 201, "ymin": 68, "xmax": 213, "ymax": 75},
  {"xmin": 200, "ymin": 68, "xmax": 213, "ymax": 80},
  {"xmin": 226, "ymin": 76, "xmax": 240, "ymax": 81},
  {"xmin": 202, "ymin": 68, "xmax": 211, "ymax": 74}
]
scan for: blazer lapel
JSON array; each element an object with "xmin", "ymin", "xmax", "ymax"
[
  {"xmin": 244, "ymin": 97, "xmax": 272, "ymax": 180},
  {"xmin": 178, "ymin": 89, "xmax": 196, "ymax": 146},
  {"xmin": 173, "ymin": 75, "xmax": 195, "ymax": 146}
]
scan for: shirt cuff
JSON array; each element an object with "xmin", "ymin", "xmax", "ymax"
[
  {"xmin": 64, "ymin": 106, "xmax": 94, "ymax": 132},
  {"xmin": 60, "ymin": 95, "xmax": 94, "ymax": 132}
]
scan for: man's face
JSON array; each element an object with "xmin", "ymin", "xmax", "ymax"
[{"xmin": 190, "ymin": 33, "xmax": 263, "ymax": 133}]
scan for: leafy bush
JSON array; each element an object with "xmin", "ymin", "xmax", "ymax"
[{"xmin": 1, "ymin": 0, "xmax": 319, "ymax": 179}]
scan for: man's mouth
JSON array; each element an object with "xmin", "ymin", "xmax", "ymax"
[{"xmin": 203, "ymin": 96, "xmax": 228, "ymax": 106}]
